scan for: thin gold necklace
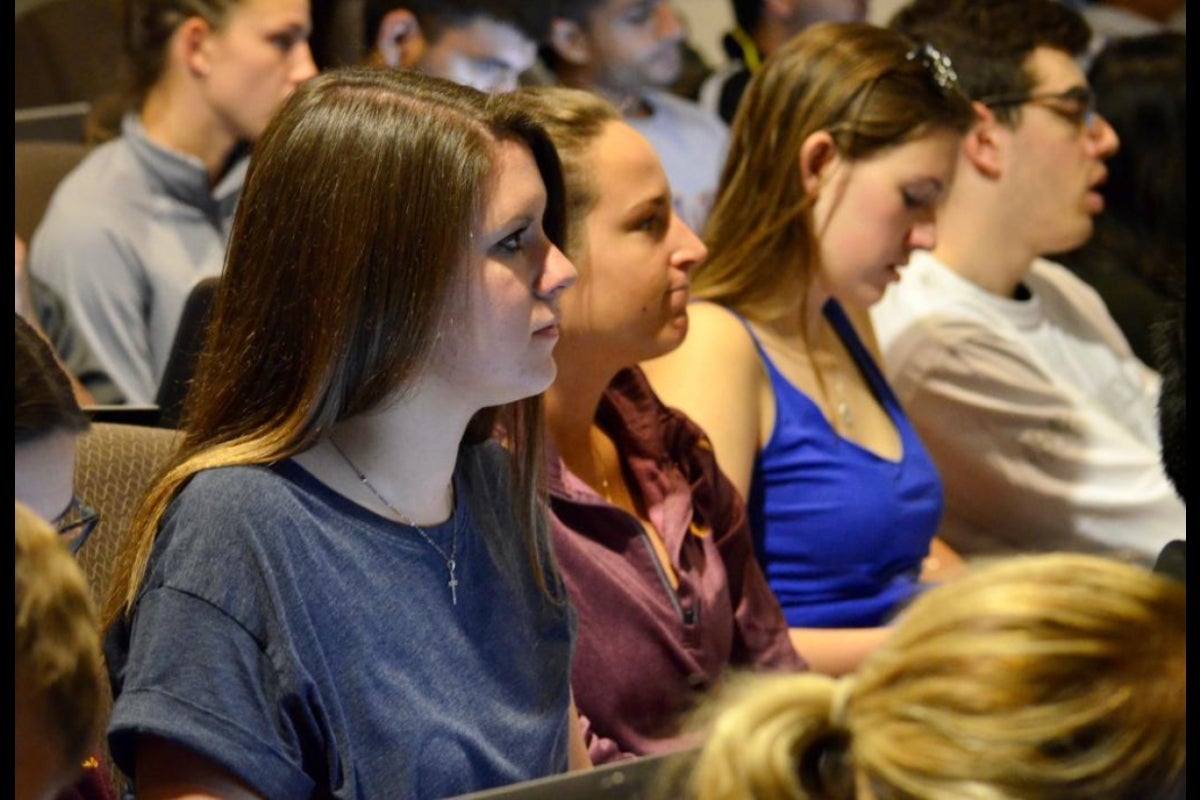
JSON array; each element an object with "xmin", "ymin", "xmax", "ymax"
[
  {"xmin": 328, "ymin": 437, "xmax": 459, "ymax": 605},
  {"xmin": 598, "ymin": 473, "xmax": 613, "ymax": 504},
  {"xmin": 590, "ymin": 427, "xmax": 614, "ymax": 504}
]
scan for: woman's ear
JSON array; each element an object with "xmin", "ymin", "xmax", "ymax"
[
  {"xmin": 180, "ymin": 16, "xmax": 214, "ymax": 78},
  {"xmin": 798, "ymin": 131, "xmax": 838, "ymax": 195}
]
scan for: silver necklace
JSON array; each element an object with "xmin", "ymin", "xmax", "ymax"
[
  {"xmin": 328, "ymin": 437, "xmax": 459, "ymax": 605},
  {"xmin": 832, "ymin": 372, "xmax": 855, "ymax": 432}
]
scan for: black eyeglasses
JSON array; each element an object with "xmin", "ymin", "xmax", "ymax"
[
  {"xmin": 52, "ymin": 495, "xmax": 100, "ymax": 555},
  {"xmin": 978, "ymin": 86, "xmax": 1100, "ymax": 132}
]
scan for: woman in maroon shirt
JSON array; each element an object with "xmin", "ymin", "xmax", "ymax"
[{"xmin": 520, "ymin": 86, "xmax": 807, "ymax": 765}]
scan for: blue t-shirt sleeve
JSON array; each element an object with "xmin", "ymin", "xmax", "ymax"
[
  {"xmin": 108, "ymin": 585, "xmax": 316, "ymax": 799},
  {"xmin": 107, "ymin": 582, "xmax": 316, "ymax": 800}
]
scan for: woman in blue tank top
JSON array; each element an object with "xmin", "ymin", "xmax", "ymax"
[{"xmin": 643, "ymin": 23, "xmax": 975, "ymax": 675}]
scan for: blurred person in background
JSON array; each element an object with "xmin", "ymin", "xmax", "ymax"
[
  {"xmin": 543, "ymin": 0, "xmax": 730, "ymax": 234},
  {"xmin": 363, "ymin": 0, "xmax": 551, "ymax": 93},
  {"xmin": 1055, "ymin": 31, "xmax": 1186, "ymax": 365},
  {"xmin": 16, "ymin": 235, "xmax": 122, "ymax": 405},
  {"xmin": 30, "ymin": 0, "xmax": 317, "ymax": 404},
  {"xmin": 700, "ymin": 0, "xmax": 867, "ymax": 125}
]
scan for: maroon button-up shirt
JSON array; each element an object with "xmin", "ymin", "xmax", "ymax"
[{"xmin": 548, "ymin": 367, "xmax": 806, "ymax": 764}]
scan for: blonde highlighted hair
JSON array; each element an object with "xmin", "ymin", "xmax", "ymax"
[{"xmin": 667, "ymin": 553, "xmax": 1186, "ymax": 800}]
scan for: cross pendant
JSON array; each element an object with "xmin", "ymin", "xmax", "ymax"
[{"xmin": 447, "ymin": 559, "xmax": 458, "ymax": 605}]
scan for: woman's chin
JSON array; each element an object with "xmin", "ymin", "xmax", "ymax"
[{"xmin": 652, "ymin": 322, "xmax": 689, "ymax": 359}]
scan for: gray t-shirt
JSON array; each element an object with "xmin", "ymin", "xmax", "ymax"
[{"xmin": 106, "ymin": 441, "xmax": 575, "ymax": 798}]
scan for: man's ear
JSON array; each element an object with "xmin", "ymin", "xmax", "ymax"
[
  {"xmin": 375, "ymin": 8, "xmax": 425, "ymax": 69},
  {"xmin": 764, "ymin": 0, "xmax": 796, "ymax": 24},
  {"xmin": 798, "ymin": 130, "xmax": 838, "ymax": 195},
  {"xmin": 549, "ymin": 18, "xmax": 590, "ymax": 66},
  {"xmin": 962, "ymin": 101, "xmax": 1004, "ymax": 180}
]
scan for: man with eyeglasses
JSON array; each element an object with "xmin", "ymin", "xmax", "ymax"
[
  {"xmin": 16, "ymin": 314, "xmax": 101, "ymax": 552},
  {"xmin": 868, "ymin": 0, "xmax": 1185, "ymax": 564},
  {"xmin": 15, "ymin": 312, "xmax": 116, "ymax": 800}
]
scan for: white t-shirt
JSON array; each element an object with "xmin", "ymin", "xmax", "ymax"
[{"xmin": 870, "ymin": 250, "xmax": 1184, "ymax": 562}]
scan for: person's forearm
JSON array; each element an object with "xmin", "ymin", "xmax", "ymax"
[
  {"xmin": 788, "ymin": 626, "xmax": 893, "ymax": 676},
  {"xmin": 921, "ymin": 537, "xmax": 968, "ymax": 583}
]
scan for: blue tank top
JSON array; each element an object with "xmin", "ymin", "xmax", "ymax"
[{"xmin": 742, "ymin": 300, "xmax": 943, "ymax": 628}]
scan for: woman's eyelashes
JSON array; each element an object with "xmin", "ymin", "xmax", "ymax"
[
  {"xmin": 495, "ymin": 224, "xmax": 531, "ymax": 255},
  {"xmin": 901, "ymin": 181, "xmax": 944, "ymax": 211},
  {"xmin": 630, "ymin": 203, "xmax": 670, "ymax": 236},
  {"xmin": 268, "ymin": 28, "xmax": 308, "ymax": 54}
]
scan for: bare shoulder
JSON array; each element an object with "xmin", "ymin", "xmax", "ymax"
[
  {"xmin": 647, "ymin": 300, "xmax": 761, "ymax": 376},
  {"xmin": 643, "ymin": 300, "xmax": 767, "ymax": 496},
  {"xmin": 685, "ymin": 300, "xmax": 754, "ymax": 340},
  {"xmin": 642, "ymin": 301, "xmax": 766, "ymax": 423}
]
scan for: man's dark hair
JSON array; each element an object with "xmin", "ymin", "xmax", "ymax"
[
  {"xmin": 889, "ymin": 0, "xmax": 1091, "ymax": 121},
  {"xmin": 1053, "ymin": 31, "xmax": 1186, "ymax": 363},
  {"xmin": 1154, "ymin": 293, "xmax": 1185, "ymax": 502},
  {"xmin": 1152, "ymin": 290, "xmax": 1186, "ymax": 584},
  {"xmin": 363, "ymin": 0, "xmax": 556, "ymax": 52},
  {"xmin": 15, "ymin": 314, "xmax": 89, "ymax": 446},
  {"xmin": 551, "ymin": 0, "xmax": 604, "ymax": 26},
  {"xmin": 728, "ymin": 0, "xmax": 763, "ymax": 33}
]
